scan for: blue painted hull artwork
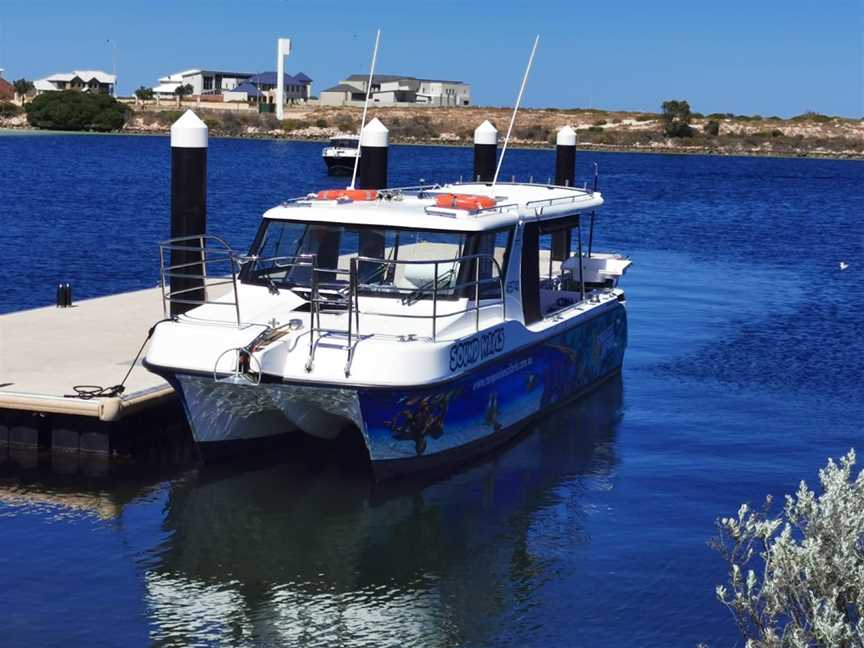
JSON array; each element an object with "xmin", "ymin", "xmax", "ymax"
[{"xmin": 359, "ymin": 304, "xmax": 628, "ymax": 462}]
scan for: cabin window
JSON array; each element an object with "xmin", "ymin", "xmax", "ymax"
[
  {"xmin": 521, "ymin": 215, "xmax": 587, "ymax": 324},
  {"xmin": 242, "ymin": 220, "xmax": 472, "ymax": 300},
  {"xmin": 461, "ymin": 228, "xmax": 511, "ymax": 300}
]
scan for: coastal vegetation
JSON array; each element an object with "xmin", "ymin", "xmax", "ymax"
[
  {"xmin": 710, "ymin": 450, "xmax": 863, "ymax": 647},
  {"xmin": 2, "ymin": 94, "xmax": 860, "ymax": 158},
  {"xmin": 25, "ymin": 91, "xmax": 129, "ymax": 131}
]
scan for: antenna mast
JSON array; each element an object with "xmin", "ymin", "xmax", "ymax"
[
  {"xmin": 492, "ymin": 35, "xmax": 539, "ymax": 188},
  {"xmin": 349, "ymin": 29, "xmax": 381, "ymax": 190}
]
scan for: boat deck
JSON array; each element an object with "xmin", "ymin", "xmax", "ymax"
[{"xmin": 0, "ymin": 287, "xmax": 173, "ymax": 422}]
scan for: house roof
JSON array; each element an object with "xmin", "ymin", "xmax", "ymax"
[
  {"xmin": 42, "ymin": 69, "xmax": 116, "ymax": 84},
  {"xmin": 248, "ymin": 71, "xmax": 295, "ymax": 86},
  {"xmin": 294, "ymin": 72, "xmax": 313, "ymax": 82},
  {"xmin": 228, "ymin": 82, "xmax": 263, "ymax": 97},
  {"xmin": 345, "ymin": 74, "xmax": 411, "ymax": 83},
  {"xmin": 344, "ymin": 73, "xmax": 465, "ymax": 85},
  {"xmin": 0, "ymin": 76, "xmax": 13, "ymax": 99},
  {"xmin": 321, "ymin": 83, "xmax": 362, "ymax": 94}
]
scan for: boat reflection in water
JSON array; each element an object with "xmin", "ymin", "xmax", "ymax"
[{"xmin": 144, "ymin": 375, "xmax": 623, "ymax": 646}]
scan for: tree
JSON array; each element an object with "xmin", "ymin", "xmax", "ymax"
[
  {"xmin": 710, "ymin": 450, "xmax": 863, "ymax": 647},
  {"xmin": 134, "ymin": 86, "xmax": 154, "ymax": 101},
  {"xmin": 13, "ymin": 78, "xmax": 34, "ymax": 97},
  {"xmin": 25, "ymin": 90, "xmax": 129, "ymax": 131},
  {"xmin": 704, "ymin": 120, "xmax": 720, "ymax": 137},
  {"xmin": 661, "ymin": 99, "xmax": 694, "ymax": 137},
  {"xmin": 174, "ymin": 83, "xmax": 193, "ymax": 106}
]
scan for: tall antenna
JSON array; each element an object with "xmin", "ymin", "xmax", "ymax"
[
  {"xmin": 349, "ymin": 29, "xmax": 381, "ymax": 190},
  {"xmin": 492, "ymin": 35, "xmax": 539, "ymax": 188}
]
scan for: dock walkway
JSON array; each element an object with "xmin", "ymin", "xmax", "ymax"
[{"xmin": 0, "ymin": 287, "xmax": 173, "ymax": 422}]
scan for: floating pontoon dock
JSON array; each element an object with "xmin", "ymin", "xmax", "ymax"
[{"xmin": 0, "ymin": 288, "xmax": 182, "ymax": 454}]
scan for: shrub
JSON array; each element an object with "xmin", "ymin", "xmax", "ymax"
[
  {"xmin": 771, "ymin": 129, "xmax": 784, "ymax": 137},
  {"xmin": 792, "ymin": 111, "xmax": 832, "ymax": 123},
  {"xmin": 635, "ymin": 114, "xmax": 654, "ymax": 122},
  {"xmin": 587, "ymin": 125, "xmax": 604, "ymax": 133},
  {"xmin": 513, "ymin": 124, "xmax": 551, "ymax": 141},
  {"xmin": 314, "ymin": 117, "xmax": 328, "ymax": 128},
  {"xmin": 661, "ymin": 99, "xmax": 694, "ymax": 137},
  {"xmin": 25, "ymin": 90, "xmax": 129, "ymax": 131},
  {"xmin": 592, "ymin": 118, "xmax": 607, "ymax": 126},
  {"xmin": 203, "ymin": 118, "xmax": 220, "ymax": 132},
  {"xmin": 0, "ymin": 101, "xmax": 21, "ymax": 118},
  {"xmin": 710, "ymin": 450, "xmax": 864, "ymax": 648},
  {"xmin": 704, "ymin": 120, "xmax": 720, "ymax": 136},
  {"xmin": 691, "ymin": 112, "xmax": 704, "ymax": 119},
  {"xmin": 333, "ymin": 114, "xmax": 359, "ymax": 132},
  {"xmin": 280, "ymin": 118, "xmax": 306, "ymax": 132},
  {"xmin": 134, "ymin": 86, "xmax": 154, "ymax": 101},
  {"xmin": 388, "ymin": 114, "xmax": 440, "ymax": 139}
]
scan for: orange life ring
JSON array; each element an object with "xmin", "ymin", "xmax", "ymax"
[
  {"xmin": 315, "ymin": 189, "xmax": 378, "ymax": 201},
  {"xmin": 434, "ymin": 193, "xmax": 496, "ymax": 211}
]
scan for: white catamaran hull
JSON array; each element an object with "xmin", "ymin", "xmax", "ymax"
[{"xmin": 159, "ymin": 303, "xmax": 627, "ymax": 479}]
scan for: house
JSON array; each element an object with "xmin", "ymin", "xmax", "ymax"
[
  {"xmin": 319, "ymin": 74, "xmax": 470, "ymax": 107},
  {"xmin": 33, "ymin": 70, "xmax": 116, "ymax": 95},
  {"xmin": 152, "ymin": 69, "xmax": 312, "ymax": 103},
  {"xmin": 0, "ymin": 70, "xmax": 13, "ymax": 101},
  {"xmin": 151, "ymin": 69, "xmax": 256, "ymax": 99}
]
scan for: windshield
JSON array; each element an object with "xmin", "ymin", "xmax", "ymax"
[
  {"xmin": 241, "ymin": 221, "xmax": 510, "ymax": 301},
  {"xmin": 330, "ymin": 139, "xmax": 358, "ymax": 149}
]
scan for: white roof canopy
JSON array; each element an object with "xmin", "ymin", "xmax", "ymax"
[{"xmin": 264, "ymin": 183, "xmax": 603, "ymax": 232}]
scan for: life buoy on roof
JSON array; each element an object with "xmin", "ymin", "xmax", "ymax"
[
  {"xmin": 435, "ymin": 193, "xmax": 496, "ymax": 211},
  {"xmin": 315, "ymin": 189, "xmax": 378, "ymax": 201}
]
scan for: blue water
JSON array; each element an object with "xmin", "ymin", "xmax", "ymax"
[{"xmin": 0, "ymin": 133, "xmax": 862, "ymax": 647}]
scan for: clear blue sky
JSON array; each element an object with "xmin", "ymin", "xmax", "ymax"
[{"xmin": 1, "ymin": 0, "xmax": 861, "ymax": 117}]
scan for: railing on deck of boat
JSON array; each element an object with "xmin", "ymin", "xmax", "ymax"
[
  {"xmin": 159, "ymin": 235, "xmax": 242, "ymax": 324},
  {"xmin": 158, "ymin": 237, "xmax": 506, "ymax": 376}
]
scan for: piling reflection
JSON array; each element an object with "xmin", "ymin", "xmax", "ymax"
[{"xmin": 144, "ymin": 375, "xmax": 624, "ymax": 647}]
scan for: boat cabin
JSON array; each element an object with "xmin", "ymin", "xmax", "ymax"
[{"xmin": 232, "ymin": 181, "xmax": 627, "ymax": 338}]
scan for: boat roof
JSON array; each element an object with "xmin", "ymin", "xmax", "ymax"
[{"xmin": 263, "ymin": 182, "xmax": 603, "ymax": 232}]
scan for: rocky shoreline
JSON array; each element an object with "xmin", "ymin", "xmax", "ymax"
[{"xmin": 2, "ymin": 105, "xmax": 862, "ymax": 160}]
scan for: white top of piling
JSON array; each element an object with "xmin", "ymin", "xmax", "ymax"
[
  {"xmin": 474, "ymin": 120, "xmax": 498, "ymax": 145},
  {"xmin": 171, "ymin": 110, "xmax": 208, "ymax": 149},
  {"xmin": 360, "ymin": 117, "xmax": 388, "ymax": 148},
  {"xmin": 556, "ymin": 125, "xmax": 577, "ymax": 146}
]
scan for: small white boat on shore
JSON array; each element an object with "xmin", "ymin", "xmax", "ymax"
[
  {"xmin": 322, "ymin": 135, "xmax": 359, "ymax": 175},
  {"xmin": 144, "ymin": 180, "xmax": 631, "ymax": 479}
]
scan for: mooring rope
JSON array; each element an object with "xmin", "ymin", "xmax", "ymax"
[{"xmin": 64, "ymin": 320, "xmax": 169, "ymax": 400}]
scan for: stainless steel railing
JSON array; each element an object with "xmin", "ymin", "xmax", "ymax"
[
  {"xmin": 159, "ymin": 235, "xmax": 242, "ymax": 325},
  {"xmin": 160, "ymin": 237, "xmax": 507, "ymax": 376}
]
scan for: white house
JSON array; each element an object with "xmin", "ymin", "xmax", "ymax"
[
  {"xmin": 320, "ymin": 74, "xmax": 470, "ymax": 107},
  {"xmin": 153, "ymin": 69, "xmax": 312, "ymax": 104},
  {"xmin": 33, "ymin": 70, "xmax": 116, "ymax": 95},
  {"xmin": 151, "ymin": 69, "xmax": 255, "ymax": 98}
]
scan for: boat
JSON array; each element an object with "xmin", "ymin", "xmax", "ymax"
[
  {"xmin": 322, "ymin": 135, "xmax": 359, "ymax": 175},
  {"xmin": 144, "ymin": 180, "xmax": 631, "ymax": 480}
]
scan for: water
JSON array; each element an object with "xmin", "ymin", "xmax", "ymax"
[{"xmin": 1, "ymin": 133, "xmax": 862, "ymax": 647}]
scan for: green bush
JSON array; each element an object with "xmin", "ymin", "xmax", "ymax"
[
  {"xmin": 592, "ymin": 118, "xmax": 607, "ymax": 126},
  {"xmin": 634, "ymin": 114, "xmax": 654, "ymax": 122},
  {"xmin": 661, "ymin": 99, "xmax": 694, "ymax": 137},
  {"xmin": 704, "ymin": 120, "xmax": 720, "ymax": 136},
  {"xmin": 25, "ymin": 90, "xmax": 129, "ymax": 131},
  {"xmin": 334, "ymin": 114, "xmax": 359, "ymax": 132},
  {"xmin": 771, "ymin": 129, "xmax": 784, "ymax": 137},
  {"xmin": 0, "ymin": 102, "xmax": 21, "ymax": 118},
  {"xmin": 792, "ymin": 111, "xmax": 832, "ymax": 123},
  {"xmin": 314, "ymin": 117, "xmax": 328, "ymax": 128}
]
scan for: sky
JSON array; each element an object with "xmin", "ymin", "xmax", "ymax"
[{"xmin": 0, "ymin": 0, "xmax": 861, "ymax": 118}]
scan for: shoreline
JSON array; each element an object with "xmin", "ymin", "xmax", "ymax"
[{"xmin": 2, "ymin": 124, "xmax": 862, "ymax": 162}]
